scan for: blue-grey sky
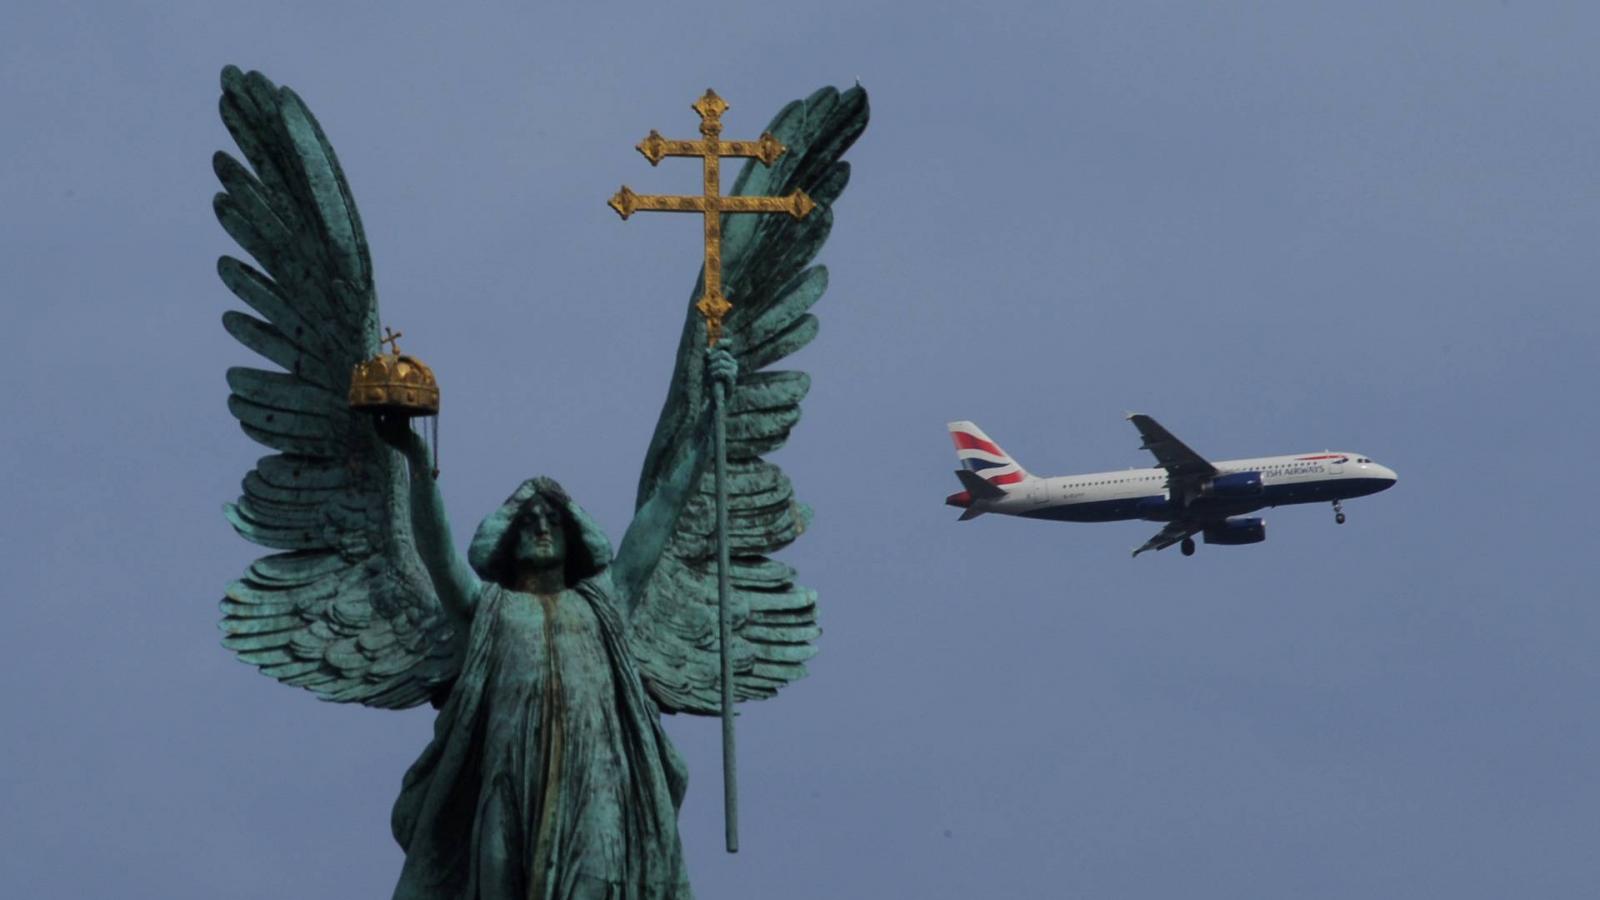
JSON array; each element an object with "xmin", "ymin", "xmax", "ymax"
[{"xmin": 5, "ymin": 2, "xmax": 1599, "ymax": 897}]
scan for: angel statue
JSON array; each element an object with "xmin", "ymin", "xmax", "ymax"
[{"xmin": 210, "ymin": 65, "xmax": 867, "ymax": 899}]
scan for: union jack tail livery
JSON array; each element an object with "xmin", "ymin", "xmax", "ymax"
[{"xmin": 948, "ymin": 421, "xmax": 1031, "ymax": 486}]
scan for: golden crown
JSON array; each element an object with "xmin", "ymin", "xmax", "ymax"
[{"xmin": 348, "ymin": 328, "xmax": 439, "ymax": 417}]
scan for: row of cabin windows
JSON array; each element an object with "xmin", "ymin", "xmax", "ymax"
[
  {"xmin": 1071, "ymin": 464, "xmax": 1339, "ymax": 487},
  {"xmin": 1221, "ymin": 464, "xmax": 1335, "ymax": 475},
  {"xmin": 1070, "ymin": 460, "xmax": 1358, "ymax": 488}
]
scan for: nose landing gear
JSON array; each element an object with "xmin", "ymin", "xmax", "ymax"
[
  {"xmin": 1180, "ymin": 537, "xmax": 1196, "ymax": 556},
  {"xmin": 1333, "ymin": 499, "xmax": 1346, "ymax": 525}
]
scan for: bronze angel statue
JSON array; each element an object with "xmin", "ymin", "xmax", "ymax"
[{"xmin": 210, "ymin": 66, "xmax": 867, "ymax": 898}]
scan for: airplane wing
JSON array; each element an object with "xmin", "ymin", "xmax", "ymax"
[
  {"xmin": 1131, "ymin": 520, "xmax": 1202, "ymax": 558},
  {"xmin": 1126, "ymin": 414, "xmax": 1218, "ymax": 478},
  {"xmin": 1127, "ymin": 413, "xmax": 1217, "ymax": 511}
]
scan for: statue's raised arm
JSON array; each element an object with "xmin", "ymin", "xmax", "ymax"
[
  {"xmin": 614, "ymin": 86, "xmax": 869, "ymax": 714},
  {"xmin": 214, "ymin": 66, "xmax": 465, "ymax": 709}
]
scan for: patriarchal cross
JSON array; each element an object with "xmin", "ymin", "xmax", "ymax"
[{"xmin": 609, "ymin": 88, "xmax": 815, "ymax": 346}]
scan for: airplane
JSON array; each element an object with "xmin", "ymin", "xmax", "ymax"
[{"xmin": 944, "ymin": 414, "xmax": 1397, "ymax": 557}]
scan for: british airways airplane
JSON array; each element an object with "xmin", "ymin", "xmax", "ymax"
[{"xmin": 944, "ymin": 414, "xmax": 1397, "ymax": 557}]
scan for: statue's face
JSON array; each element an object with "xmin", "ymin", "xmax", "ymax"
[{"xmin": 515, "ymin": 497, "xmax": 567, "ymax": 570}]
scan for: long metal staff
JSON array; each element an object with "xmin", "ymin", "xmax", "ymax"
[{"xmin": 711, "ymin": 368, "xmax": 738, "ymax": 852}]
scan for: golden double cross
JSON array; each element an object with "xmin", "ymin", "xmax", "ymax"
[{"xmin": 610, "ymin": 89, "xmax": 815, "ymax": 346}]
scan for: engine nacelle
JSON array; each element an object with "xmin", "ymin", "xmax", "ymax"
[
  {"xmin": 1201, "ymin": 471, "xmax": 1263, "ymax": 498},
  {"xmin": 1203, "ymin": 517, "xmax": 1266, "ymax": 545}
]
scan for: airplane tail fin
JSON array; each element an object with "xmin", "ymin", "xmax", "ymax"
[
  {"xmin": 947, "ymin": 421, "xmax": 1032, "ymax": 486},
  {"xmin": 945, "ymin": 421, "xmax": 1032, "ymax": 520}
]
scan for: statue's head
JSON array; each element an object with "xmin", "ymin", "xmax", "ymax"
[
  {"xmin": 511, "ymin": 493, "xmax": 567, "ymax": 572},
  {"xmin": 469, "ymin": 476, "xmax": 612, "ymax": 589}
]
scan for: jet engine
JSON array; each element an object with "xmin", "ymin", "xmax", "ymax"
[
  {"xmin": 1202, "ymin": 517, "xmax": 1266, "ymax": 545},
  {"xmin": 1201, "ymin": 471, "xmax": 1263, "ymax": 498}
]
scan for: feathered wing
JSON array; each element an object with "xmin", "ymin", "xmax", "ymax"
[
  {"xmin": 618, "ymin": 86, "xmax": 869, "ymax": 715},
  {"xmin": 213, "ymin": 66, "xmax": 461, "ymax": 709}
]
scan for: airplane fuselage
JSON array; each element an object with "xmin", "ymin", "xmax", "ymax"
[{"xmin": 974, "ymin": 453, "xmax": 1395, "ymax": 523}]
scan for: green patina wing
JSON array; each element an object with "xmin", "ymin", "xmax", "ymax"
[
  {"xmin": 213, "ymin": 66, "xmax": 460, "ymax": 709},
  {"xmin": 619, "ymin": 86, "xmax": 868, "ymax": 715}
]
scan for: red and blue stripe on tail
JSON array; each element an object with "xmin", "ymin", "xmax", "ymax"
[{"xmin": 945, "ymin": 420, "xmax": 1030, "ymax": 511}]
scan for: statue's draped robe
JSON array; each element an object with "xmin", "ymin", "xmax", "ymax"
[{"xmin": 391, "ymin": 578, "xmax": 691, "ymax": 900}]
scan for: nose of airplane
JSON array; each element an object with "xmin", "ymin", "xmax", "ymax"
[{"xmin": 1375, "ymin": 463, "xmax": 1398, "ymax": 488}]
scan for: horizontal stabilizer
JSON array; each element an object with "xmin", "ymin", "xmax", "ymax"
[
  {"xmin": 958, "ymin": 506, "xmax": 985, "ymax": 521},
  {"xmin": 955, "ymin": 468, "xmax": 1006, "ymax": 500}
]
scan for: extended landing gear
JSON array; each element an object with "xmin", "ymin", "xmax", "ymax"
[
  {"xmin": 1333, "ymin": 500, "xmax": 1346, "ymax": 525},
  {"xmin": 1180, "ymin": 537, "xmax": 1196, "ymax": 556}
]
